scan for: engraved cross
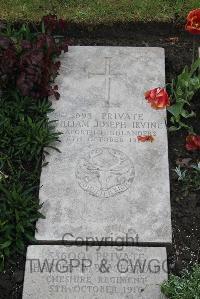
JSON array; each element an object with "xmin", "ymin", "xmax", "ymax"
[{"xmin": 88, "ymin": 57, "xmax": 126, "ymax": 106}]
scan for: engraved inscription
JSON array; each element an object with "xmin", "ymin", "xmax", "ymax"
[
  {"xmin": 88, "ymin": 57, "xmax": 126, "ymax": 106},
  {"xmin": 76, "ymin": 148, "xmax": 135, "ymax": 198}
]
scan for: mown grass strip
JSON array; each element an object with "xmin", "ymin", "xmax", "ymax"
[{"xmin": 0, "ymin": 0, "xmax": 199, "ymax": 24}]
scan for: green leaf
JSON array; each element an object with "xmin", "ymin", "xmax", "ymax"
[
  {"xmin": 167, "ymin": 102, "xmax": 184, "ymax": 118},
  {"xmin": 190, "ymin": 58, "xmax": 200, "ymax": 75},
  {"xmin": 24, "ymin": 233, "xmax": 35, "ymax": 242},
  {"xmin": 168, "ymin": 125, "xmax": 181, "ymax": 132},
  {"xmin": 0, "ymin": 240, "xmax": 12, "ymax": 249},
  {"xmin": 181, "ymin": 110, "xmax": 196, "ymax": 118}
]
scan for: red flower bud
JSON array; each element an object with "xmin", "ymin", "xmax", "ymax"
[
  {"xmin": 185, "ymin": 9, "xmax": 200, "ymax": 35},
  {"xmin": 186, "ymin": 134, "xmax": 200, "ymax": 151}
]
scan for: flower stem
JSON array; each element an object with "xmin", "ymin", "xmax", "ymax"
[{"xmin": 192, "ymin": 36, "xmax": 196, "ymax": 63}]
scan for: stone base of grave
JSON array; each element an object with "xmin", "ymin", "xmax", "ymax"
[{"xmin": 22, "ymin": 245, "xmax": 167, "ymax": 299}]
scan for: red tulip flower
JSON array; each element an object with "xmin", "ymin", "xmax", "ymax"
[
  {"xmin": 145, "ymin": 88, "xmax": 170, "ymax": 110},
  {"xmin": 137, "ymin": 135, "xmax": 154, "ymax": 142},
  {"xmin": 185, "ymin": 9, "xmax": 200, "ymax": 35},
  {"xmin": 186, "ymin": 134, "xmax": 200, "ymax": 151}
]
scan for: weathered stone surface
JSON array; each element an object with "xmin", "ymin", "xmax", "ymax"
[
  {"xmin": 22, "ymin": 245, "xmax": 167, "ymax": 299},
  {"xmin": 36, "ymin": 46, "xmax": 171, "ymax": 243}
]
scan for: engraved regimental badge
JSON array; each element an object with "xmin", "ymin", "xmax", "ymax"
[{"xmin": 76, "ymin": 148, "xmax": 134, "ymax": 198}]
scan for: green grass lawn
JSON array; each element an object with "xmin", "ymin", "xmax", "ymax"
[{"xmin": 0, "ymin": 0, "xmax": 199, "ymax": 24}]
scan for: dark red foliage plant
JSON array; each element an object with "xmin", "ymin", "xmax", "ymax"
[
  {"xmin": 42, "ymin": 14, "xmax": 68, "ymax": 34},
  {"xmin": 0, "ymin": 15, "xmax": 68, "ymax": 100},
  {"xmin": 0, "ymin": 36, "xmax": 17, "ymax": 88}
]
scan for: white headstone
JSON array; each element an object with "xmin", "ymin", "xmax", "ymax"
[
  {"xmin": 36, "ymin": 47, "xmax": 171, "ymax": 244},
  {"xmin": 22, "ymin": 245, "xmax": 168, "ymax": 299}
]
